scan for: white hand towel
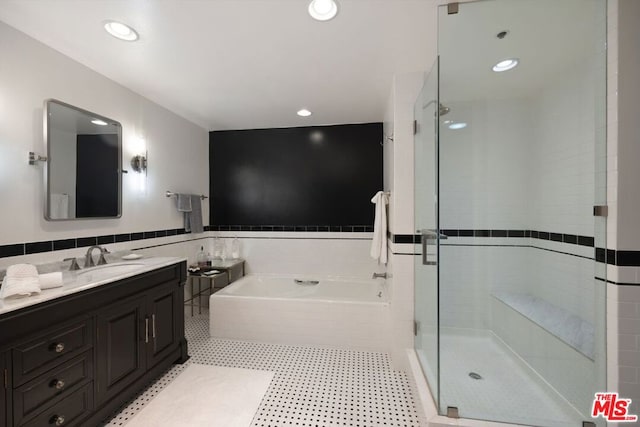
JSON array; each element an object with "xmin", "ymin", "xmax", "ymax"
[
  {"xmin": 370, "ymin": 191, "xmax": 389, "ymax": 264},
  {"xmin": 6, "ymin": 264, "xmax": 38, "ymax": 278},
  {"xmin": 1, "ymin": 264, "xmax": 41, "ymax": 299},
  {"xmin": 50, "ymin": 193, "xmax": 70, "ymax": 219},
  {"xmin": 39, "ymin": 272, "xmax": 63, "ymax": 289}
]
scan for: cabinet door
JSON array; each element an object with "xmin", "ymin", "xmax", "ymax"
[
  {"xmin": 147, "ymin": 284, "xmax": 179, "ymax": 368},
  {"xmin": 0, "ymin": 352, "xmax": 7, "ymax": 427},
  {"xmin": 96, "ymin": 296, "xmax": 146, "ymax": 405}
]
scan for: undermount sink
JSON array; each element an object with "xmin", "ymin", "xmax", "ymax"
[{"xmin": 77, "ymin": 262, "xmax": 146, "ymax": 276}]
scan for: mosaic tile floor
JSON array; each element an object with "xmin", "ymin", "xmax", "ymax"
[{"xmin": 103, "ymin": 310, "xmax": 422, "ymax": 427}]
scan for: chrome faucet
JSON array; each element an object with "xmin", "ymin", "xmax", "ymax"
[
  {"xmin": 372, "ymin": 272, "xmax": 387, "ymax": 279},
  {"xmin": 84, "ymin": 245, "xmax": 109, "ymax": 268},
  {"xmin": 63, "ymin": 257, "xmax": 81, "ymax": 271}
]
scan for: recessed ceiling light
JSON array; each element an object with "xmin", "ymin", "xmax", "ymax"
[
  {"xmin": 297, "ymin": 109, "xmax": 312, "ymax": 117},
  {"xmin": 104, "ymin": 20, "xmax": 139, "ymax": 41},
  {"xmin": 448, "ymin": 122, "xmax": 467, "ymax": 130},
  {"xmin": 91, "ymin": 119, "xmax": 108, "ymax": 126},
  {"xmin": 308, "ymin": 0, "xmax": 338, "ymax": 21},
  {"xmin": 492, "ymin": 58, "xmax": 519, "ymax": 72}
]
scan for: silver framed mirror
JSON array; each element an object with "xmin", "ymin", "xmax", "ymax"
[{"xmin": 44, "ymin": 99, "xmax": 122, "ymax": 220}]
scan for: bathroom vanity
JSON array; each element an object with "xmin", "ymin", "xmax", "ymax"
[{"xmin": 0, "ymin": 258, "xmax": 187, "ymax": 426}]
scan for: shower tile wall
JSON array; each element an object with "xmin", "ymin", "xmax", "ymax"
[{"xmin": 440, "ymin": 49, "xmax": 600, "ymax": 325}]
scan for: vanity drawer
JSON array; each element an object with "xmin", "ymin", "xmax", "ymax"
[
  {"xmin": 14, "ymin": 351, "xmax": 93, "ymax": 425},
  {"xmin": 20, "ymin": 383, "xmax": 93, "ymax": 427},
  {"xmin": 12, "ymin": 319, "xmax": 93, "ymax": 386}
]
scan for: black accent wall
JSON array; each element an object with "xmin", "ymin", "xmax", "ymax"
[{"xmin": 209, "ymin": 123, "xmax": 383, "ymax": 227}]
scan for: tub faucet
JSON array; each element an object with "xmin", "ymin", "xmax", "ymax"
[
  {"xmin": 372, "ymin": 272, "xmax": 387, "ymax": 279},
  {"xmin": 84, "ymin": 245, "xmax": 109, "ymax": 268}
]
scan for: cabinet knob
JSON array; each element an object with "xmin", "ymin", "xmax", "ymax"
[
  {"xmin": 54, "ymin": 343, "xmax": 65, "ymax": 353},
  {"xmin": 51, "ymin": 379, "xmax": 65, "ymax": 390},
  {"xmin": 50, "ymin": 415, "xmax": 65, "ymax": 426}
]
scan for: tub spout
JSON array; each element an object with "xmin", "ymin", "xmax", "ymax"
[{"xmin": 372, "ymin": 272, "xmax": 387, "ymax": 279}]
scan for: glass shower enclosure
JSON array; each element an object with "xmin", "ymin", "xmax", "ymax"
[{"xmin": 414, "ymin": 1, "xmax": 607, "ymax": 425}]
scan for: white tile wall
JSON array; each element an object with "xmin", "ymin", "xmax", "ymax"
[
  {"xmin": 212, "ymin": 232, "xmax": 379, "ymax": 279},
  {"xmin": 617, "ymin": 285, "xmax": 640, "ymax": 417},
  {"xmin": 608, "ymin": 0, "xmax": 640, "ymax": 416},
  {"xmin": 439, "ymin": 100, "xmax": 531, "ymax": 230},
  {"xmin": 615, "ymin": 0, "xmax": 640, "ymax": 252},
  {"xmin": 389, "ymin": 252, "xmax": 417, "ymax": 370},
  {"xmin": 529, "ymin": 59, "xmax": 597, "ymax": 237},
  {"xmin": 389, "ymin": 72, "xmax": 426, "ymax": 236}
]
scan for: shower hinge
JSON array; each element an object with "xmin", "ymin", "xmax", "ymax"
[
  {"xmin": 446, "ymin": 406, "xmax": 459, "ymax": 418},
  {"xmin": 413, "ymin": 120, "xmax": 418, "ymax": 135},
  {"xmin": 582, "ymin": 422, "xmax": 596, "ymax": 427},
  {"xmin": 413, "ymin": 320, "xmax": 419, "ymax": 336},
  {"xmin": 593, "ymin": 205, "xmax": 608, "ymax": 217},
  {"xmin": 447, "ymin": 2, "xmax": 459, "ymax": 15}
]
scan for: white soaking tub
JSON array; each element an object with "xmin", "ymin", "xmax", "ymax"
[{"xmin": 209, "ymin": 275, "xmax": 390, "ymax": 351}]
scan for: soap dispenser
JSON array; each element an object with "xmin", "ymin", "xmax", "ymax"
[{"xmin": 196, "ymin": 246, "xmax": 206, "ymax": 266}]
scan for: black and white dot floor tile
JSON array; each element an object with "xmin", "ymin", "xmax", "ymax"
[{"xmin": 103, "ymin": 311, "xmax": 422, "ymax": 427}]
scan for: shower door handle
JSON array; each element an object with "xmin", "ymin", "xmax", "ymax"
[{"xmin": 418, "ymin": 229, "xmax": 444, "ymax": 266}]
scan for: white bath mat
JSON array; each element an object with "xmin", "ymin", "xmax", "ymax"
[{"xmin": 126, "ymin": 364, "xmax": 274, "ymax": 427}]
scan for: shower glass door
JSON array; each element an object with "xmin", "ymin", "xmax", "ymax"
[
  {"xmin": 414, "ymin": 59, "xmax": 440, "ymax": 402},
  {"xmin": 435, "ymin": 0, "xmax": 607, "ymax": 425}
]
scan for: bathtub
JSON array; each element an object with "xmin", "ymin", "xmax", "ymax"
[{"xmin": 209, "ymin": 275, "xmax": 390, "ymax": 351}]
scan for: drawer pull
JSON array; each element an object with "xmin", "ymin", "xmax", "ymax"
[
  {"xmin": 51, "ymin": 379, "xmax": 65, "ymax": 390},
  {"xmin": 50, "ymin": 415, "xmax": 65, "ymax": 426},
  {"xmin": 53, "ymin": 343, "xmax": 65, "ymax": 353}
]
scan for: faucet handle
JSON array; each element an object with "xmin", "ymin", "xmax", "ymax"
[
  {"xmin": 63, "ymin": 258, "xmax": 81, "ymax": 271},
  {"xmin": 97, "ymin": 252, "xmax": 108, "ymax": 266}
]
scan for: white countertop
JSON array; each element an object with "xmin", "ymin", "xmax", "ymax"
[{"xmin": 0, "ymin": 256, "xmax": 186, "ymax": 316}]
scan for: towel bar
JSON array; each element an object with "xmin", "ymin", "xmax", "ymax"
[
  {"xmin": 165, "ymin": 190, "xmax": 208, "ymax": 200},
  {"xmin": 28, "ymin": 151, "xmax": 48, "ymax": 165}
]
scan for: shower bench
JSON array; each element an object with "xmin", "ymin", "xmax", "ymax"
[{"xmin": 492, "ymin": 291, "xmax": 595, "ymax": 359}]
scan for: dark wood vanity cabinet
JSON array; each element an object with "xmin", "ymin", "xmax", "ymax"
[
  {"xmin": 0, "ymin": 261, "xmax": 187, "ymax": 427},
  {"xmin": 0, "ymin": 353, "xmax": 7, "ymax": 427},
  {"xmin": 95, "ymin": 296, "xmax": 147, "ymax": 406}
]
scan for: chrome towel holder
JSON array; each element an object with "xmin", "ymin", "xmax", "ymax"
[
  {"xmin": 165, "ymin": 190, "xmax": 208, "ymax": 200},
  {"xmin": 28, "ymin": 151, "xmax": 47, "ymax": 165}
]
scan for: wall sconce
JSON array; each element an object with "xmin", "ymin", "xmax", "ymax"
[{"xmin": 131, "ymin": 153, "xmax": 147, "ymax": 173}]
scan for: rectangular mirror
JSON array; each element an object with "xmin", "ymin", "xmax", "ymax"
[{"xmin": 44, "ymin": 99, "xmax": 122, "ymax": 220}]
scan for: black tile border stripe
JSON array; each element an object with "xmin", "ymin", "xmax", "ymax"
[
  {"xmin": 0, "ymin": 227, "xmax": 194, "ymax": 259},
  {"xmin": 0, "ymin": 224, "xmax": 373, "ymax": 259},
  {"xmin": 388, "ymin": 229, "xmax": 640, "ymax": 267},
  {"xmin": 390, "ymin": 229, "xmax": 596, "ymax": 246},
  {"xmin": 595, "ymin": 277, "xmax": 640, "ymax": 287}
]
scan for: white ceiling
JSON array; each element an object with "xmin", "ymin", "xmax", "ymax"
[
  {"xmin": 438, "ymin": 0, "xmax": 602, "ymax": 103},
  {"xmin": 0, "ymin": 0, "xmax": 435, "ymax": 131}
]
